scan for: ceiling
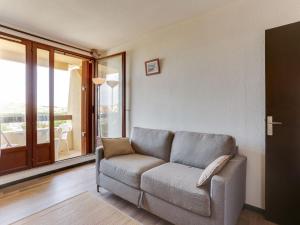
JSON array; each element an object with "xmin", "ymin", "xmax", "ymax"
[{"xmin": 0, "ymin": 0, "xmax": 232, "ymax": 51}]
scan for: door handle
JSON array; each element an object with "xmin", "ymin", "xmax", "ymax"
[
  {"xmin": 267, "ymin": 116, "xmax": 283, "ymax": 136},
  {"xmin": 269, "ymin": 121, "xmax": 283, "ymax": 125}
]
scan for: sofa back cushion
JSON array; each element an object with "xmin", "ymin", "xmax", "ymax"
[
  {"xmin": 131, "ymin": 127, "xmax": 174, "ymax": 161},
  {"xmin": 170, "ymin": 131, "xmax": 236, "ymax": 169}
]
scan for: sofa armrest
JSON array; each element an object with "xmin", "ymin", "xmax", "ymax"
[
  {"xmin": 210, "ymin": 155, "xmax": 247, "ymax": 225},
  {"xmin": 95, "ymin": 146, "xmax": 104, "ymax": 186}
]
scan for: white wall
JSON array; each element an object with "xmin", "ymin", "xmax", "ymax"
[{"xmin": 107, "ymin": 0, "xmax": 300, "ymax": 208}]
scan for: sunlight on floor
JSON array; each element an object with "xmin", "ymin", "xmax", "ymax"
[{"xmin": 57, "ymin": 149, "xmax": 81, "ymax": 161}]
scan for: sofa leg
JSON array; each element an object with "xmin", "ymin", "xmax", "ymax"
[
  {"xmin": 138, "ymin": 191, "xmax": 144, "ymax": 208},
  {"xmin": 97, "ymin": 185, "xmax": 100, "ymax": 193}
]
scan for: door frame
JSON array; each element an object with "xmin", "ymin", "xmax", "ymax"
[
  {"xmin": 81, "ymin": 59, "xmax": 95, "ymax": 155},
  {"xmin": 52, "ymin": 50, "xmax": 94, "ymax": 160}
]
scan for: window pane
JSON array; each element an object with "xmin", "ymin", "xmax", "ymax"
[
  {"xmin": 37, "ymin": 49, "xmax": 50, "ymax": 144},
  {"xmin": 54, "ymin": 53, "xmax": 83, "ymax": 161},
  {"xmin": 0, "ymin": 38, "xmax": 26, "ymax": 149},
  {"xmin": 98, "ymin": 55, "xmax": 123, "ymax": 138}
]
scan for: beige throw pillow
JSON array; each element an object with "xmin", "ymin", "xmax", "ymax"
[
  {"xmin": 196, "ymin": 155, "xmax": 231, "ymax": 187},
  {"xmin": 102, "ymin": 138, "xmax": 134, "ymax": 159}
]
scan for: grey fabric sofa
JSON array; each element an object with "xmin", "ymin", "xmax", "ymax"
[{"xmin": 96, "ymin": 127, "xmax": 246, "ymax": 225}]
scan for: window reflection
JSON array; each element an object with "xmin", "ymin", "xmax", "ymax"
[{"xmin": 98, "ymin": 55, "xmax": 123, "ymax": 138}]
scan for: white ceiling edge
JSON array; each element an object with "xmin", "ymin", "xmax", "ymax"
[{"xmin": 0, "ymin": 0, "xmax": 235, "ymax": 52}]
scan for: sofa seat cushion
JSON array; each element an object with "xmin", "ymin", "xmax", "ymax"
[
  {"xmin": 100, "ymin": 153, "xmax": 165, "ymax": 188},
  {"xmin": 141, "ymin": 163, "xmax": 211, "ymax": 217}
]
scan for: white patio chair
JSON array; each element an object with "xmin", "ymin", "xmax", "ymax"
[
  {"xmin": 55, "ymin": 123, "xmax": 72, "ymax": 160},
  {"xmin": 0, "ymin": 130, "xmax": 12, "ymax": 148}
]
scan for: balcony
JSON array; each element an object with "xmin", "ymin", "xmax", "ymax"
[{"xmin": 0, "ymin": 114, "xmax": 81, "ymax": 161}]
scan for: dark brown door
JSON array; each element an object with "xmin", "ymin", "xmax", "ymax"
[{"xmin": 266, "ymin": 22, "xmax": 300, "ymax": 225}]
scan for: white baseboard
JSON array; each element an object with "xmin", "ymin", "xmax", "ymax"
[{"xmin": 0, "ymin": 154, "xmax": 95, "ymax": 186}]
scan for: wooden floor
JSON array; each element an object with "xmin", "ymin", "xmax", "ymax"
[{"xmin": 0, "ymin": 163, "xmax": 276, "ymax": 225}]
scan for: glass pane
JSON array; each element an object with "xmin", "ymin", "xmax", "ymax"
[
  {"xmin": 54, "ymin": 53, "xmax": 83, "ymax": 161},
  {"xmin": 0, "ymin": 38, "xmax": 26, "ymax": 149},
  {"xmin": 37, "ymin": 49, "xmax": 50, "ymax": 144},
  {"xmin": 98, "ymin": 55, "xmax": 123, "ymax": 138}
]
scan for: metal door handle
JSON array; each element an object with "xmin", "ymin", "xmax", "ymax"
[
  {"xmin": 269, "ymin": 121, "xmax": 283, "ymax": 125},
  {"xmin": 267, "ymin": 116, "xmax": 283, "ymax": 136}
]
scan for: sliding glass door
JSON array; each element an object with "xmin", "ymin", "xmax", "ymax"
[
  {"xmin": 0, "ymin": 35, "xmax": 32, "ymax": 174},
  {"xmin": 96, "ymin": 52, "xmax": 126, "ymax": 142}
]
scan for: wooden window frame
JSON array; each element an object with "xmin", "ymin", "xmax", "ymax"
[
  {"xmin": 0, "ymin": 33, "xmax": 33, "ymax": 175},
  {"xmin": 0, "ymin": 31, "xmax": 95, "ymax": 175},
  {"xmin": 32, "ymin": 43, "xmax": 54, "ymax": 166}
]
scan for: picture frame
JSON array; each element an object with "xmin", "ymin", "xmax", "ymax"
[{"xmin": 145, "ymin": 58, "xmax": 160, "ymax": 76}]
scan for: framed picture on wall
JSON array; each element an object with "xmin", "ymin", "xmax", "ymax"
[{"xmin": 145, "ymin": 58, "xmax": 160, "ymax": 75}]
